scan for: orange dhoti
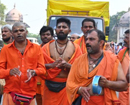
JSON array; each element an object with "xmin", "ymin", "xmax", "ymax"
[
  {"xmin": 81, "ymin": 96, "xmax": 104, "ymax": 105},
  {"xmin": 42, "ymin": 78, "xmax": 69, "ymax": 105},
  {"xmin": 118, "ymin": 47, "xmax": 130, "ymax": 105},
  {"xmin": 36, "ymin": 77, "xmax": 43, "ymax": 105}
]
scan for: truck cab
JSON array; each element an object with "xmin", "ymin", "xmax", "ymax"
[
  {"xmin": 47, "ymin": 0, "xmax": 110, "ymax": 41},
  {"xmin": 27, "ymin": 37, "xmax": 39, "ymax": 45},
  {"xmin": 48, "ymin": 15, "xmax": 105, "ymax": 36}
]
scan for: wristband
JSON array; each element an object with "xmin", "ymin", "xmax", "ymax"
[{"xmin": 92, "ymin": 75, "xmax": 102, "ymax": 95}]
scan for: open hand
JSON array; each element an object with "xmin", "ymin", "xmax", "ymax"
[
  {"xmin": 10, "ymin": 66, "xmax": 21, "ymax": 76},
  {"xmin": 25, "ymin": 69, "xmax": 36, "ymax": 83},
  {"xmin": 78, "ymin": 87, "xmax": 90, "ymax": 102}
]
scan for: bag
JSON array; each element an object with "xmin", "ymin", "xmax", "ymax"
[
  {"xmin": 45, "ymin": 80, "xmax": 66, "ymax": 92},
  {"xmin": 10, "ymin": 92, "xmax": 34, "ymax": 105},
  {"xmin": 72, "ymin": 96, "xmax": 82, "ymax": 105}
]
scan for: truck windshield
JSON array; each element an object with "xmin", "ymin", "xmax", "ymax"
[{"xmin": 49, "ymin": 16, "xmax": 104, "ymax": 37}]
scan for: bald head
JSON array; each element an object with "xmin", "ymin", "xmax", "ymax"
[
  {"xmin": 12, "ymin": 22, "xmax": 28, "ymax": 43},
  {"xmin": 12, "ymin": 22, "xmax": 26, "ymax": 30},
  {"xmin": 70, "ymin": 34, "xmax": 80, "ymax": 42}
]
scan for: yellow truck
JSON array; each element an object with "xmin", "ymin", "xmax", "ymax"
[{"xmin": 47, "ymin": 0, "xmax": 110, "ymax": 40}]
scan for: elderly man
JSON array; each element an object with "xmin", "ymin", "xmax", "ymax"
[
  {"xmin": 66, "ymin": 29, "xmax": 128, "ymax": 105},
  {"xmin": 1, "ymin": 24, "xmax": 13, "ymax": 45},
  {"xmin": 0, "ymin": 24, "xmax": 13, "ymax": 103},
  {"xmin": 70, "ymin": 33, "xmax": 80, "ymax": 42},
  {"xmin": 0, "ymin": 22, "xmax": 46, "ymax": 105},
  {"xmin": 118, "ymin": 29, "xmax": 130, "ymax": 105},
  {"xmin": 74, "ymin": 18, "xmax": 96, "ymax": 54}
]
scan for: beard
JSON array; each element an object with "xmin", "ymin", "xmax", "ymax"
[
  {"xmin": 86, "ymin": 43, "xmax": 99, "ymax": 54},
  {"xmin": 124, "ymin": 41, "xmax": 129, "ymax": 49},
  {"xmin": 56, "ymin": 32, "xmax": 68, "ymax": 40},
  {"xmin": 2, "ymin": 37, "xmax": 10, "ymax": 42}
]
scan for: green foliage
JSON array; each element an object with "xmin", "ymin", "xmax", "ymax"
[
  {"xmin": 0, "ymin": 2, "xmax": 6, "ymax": 25},
  {"xmin": 108, "ymin": 11, "xmax": 126, "ymax": 42}
]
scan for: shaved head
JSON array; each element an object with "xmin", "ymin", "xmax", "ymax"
[
  {"xmin": 12, "ymin": 22, "xmax": 26, "ymax": 30},
  {"xmin": 12, "ymin": 22, "xmax": 28, "ymax": 43}
]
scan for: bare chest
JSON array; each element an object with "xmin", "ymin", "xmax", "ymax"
[{"xmin": 50, "ymin": 41, "xmax": 75, "ymax": 62}]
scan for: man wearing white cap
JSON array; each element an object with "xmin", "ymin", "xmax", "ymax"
[{"xmin": 1, "ymin": 24, "xmax": 13, "ymax": 45}]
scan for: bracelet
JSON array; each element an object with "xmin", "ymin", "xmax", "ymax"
[{"xmin": 78, "ymin": 87, "xmax": 82, "ymax": 93}]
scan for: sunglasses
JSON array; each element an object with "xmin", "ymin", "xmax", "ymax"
[{"xmin": 13, "ymin": 29, "xmax": 25, "ymax": 33}]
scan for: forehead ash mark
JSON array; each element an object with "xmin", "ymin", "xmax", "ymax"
[{"xmin": 57, "ymin": 22, "xmax": 67, "ymax": 26}]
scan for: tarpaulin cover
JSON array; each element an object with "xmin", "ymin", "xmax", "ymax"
[{"xmin": 47, "ymin": 0, "xmax": 109, "ymax": 26}]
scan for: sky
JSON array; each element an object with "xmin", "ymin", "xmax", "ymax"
[{"xmin": 1, "ymin": 0, "xmax": 130, "ymax": 34}]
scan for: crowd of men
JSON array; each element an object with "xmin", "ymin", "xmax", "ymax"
[{"xmin": 0, "ymin": 17, "xmax": 129, "ymax": 105}]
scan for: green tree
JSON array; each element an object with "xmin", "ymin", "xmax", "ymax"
[
  {"xmin": 0, "ymin": 2, "xmax": 6, "ymax": 25},
  {"xmin": 108, "ymin": 11, "xmax": 126, "ymax": 42}
]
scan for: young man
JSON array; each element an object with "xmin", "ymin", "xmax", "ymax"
[
  {"xmin": 66, "ymin": 29, "xmax": 128, "ymax": 105},
  {"xmin": 0, "ymin": 22, "xmax": 46, "ymax": 105},
  {"xmin": 39, "ymin": 26, "xmax": 54, "ymax": 47},
  {"xmin": 118, "ymin": 29, "xmax": 130, "ymax": 105},
  {"xmin": 74, "ymin": 18, "xmax": 96, "ymax": 54},
  {"xmin": 42, "ymin": 17, "xmax": 82, "ymax": 105},
  {"xmin": 36, "ymin": 26, "xmax": 54, "ymax": 105},
  {"xmin": 1, "ymin": 24, "xmax": 13, "ymax": 45}
]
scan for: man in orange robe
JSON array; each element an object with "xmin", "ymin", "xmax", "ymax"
[
  {"xmin": 118, "ymin": 29, "xmax": 130, "ymax": 105},
  {"xmin": 42, "ymin": 17, "xmax": 82, "ymax": 105},
  {"xmin": 74, "ymin": 18, "xmax": 96, "ymax": 54},
  {"xmin": 66, "ymin": 29, "xmax": 128, "ymax": 105},
  {"xmin": 36, "ymin": 26, "xmax": 54, "ymax": 105},
  {"xmin": 0, "ymin": 22, "xmax": 46, "ymax": 105}
]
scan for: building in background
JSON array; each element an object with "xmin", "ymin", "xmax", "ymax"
[
  {"xmin": 0, "ymin": 4, "xmax": 30, "ymax": 41},
  {"xmin": 5, "ymin": 4, "xmax": 29, "ymax": 28},
  {"xmin": 116, "ymin": 8, "xmax": 130, "ymax": 43}
]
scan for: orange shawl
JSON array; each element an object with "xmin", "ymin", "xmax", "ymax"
[
  {"xmin": 74, "ymin": 36, "xmax": 87, "ymax": 54},
  {"xmin": 42, "ymin": 40, "xmax": 82, "ymax": 80},
  {"xmin": 117, "ymin": 47, "xmax": 128, "ymax": 63},
  {"xmin": 66, "ymin": 51, "xmax": 120, "ymax": 105},
  {"xmin": 118, "ymin": 47, "xmax": 129, "ymax": 105}
]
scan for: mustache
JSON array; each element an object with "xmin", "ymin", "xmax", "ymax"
[
  {"xmin": 43, "ymin": 37, "xmax": 47, "ymax": 39},
  {"xmin": 2, "ymin": 34, "xmax": 6, "ymax": 36},
  {"xmin": 59, "ymin": 32, "xmax": 64, "ymax": 34},
  {"xmin": 17, "ymin": 35, "xmax": 23, "ymax": 37},
  {"xmin": 86, "ymin": 43, "xmax": 91, "ymax": 47}
]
